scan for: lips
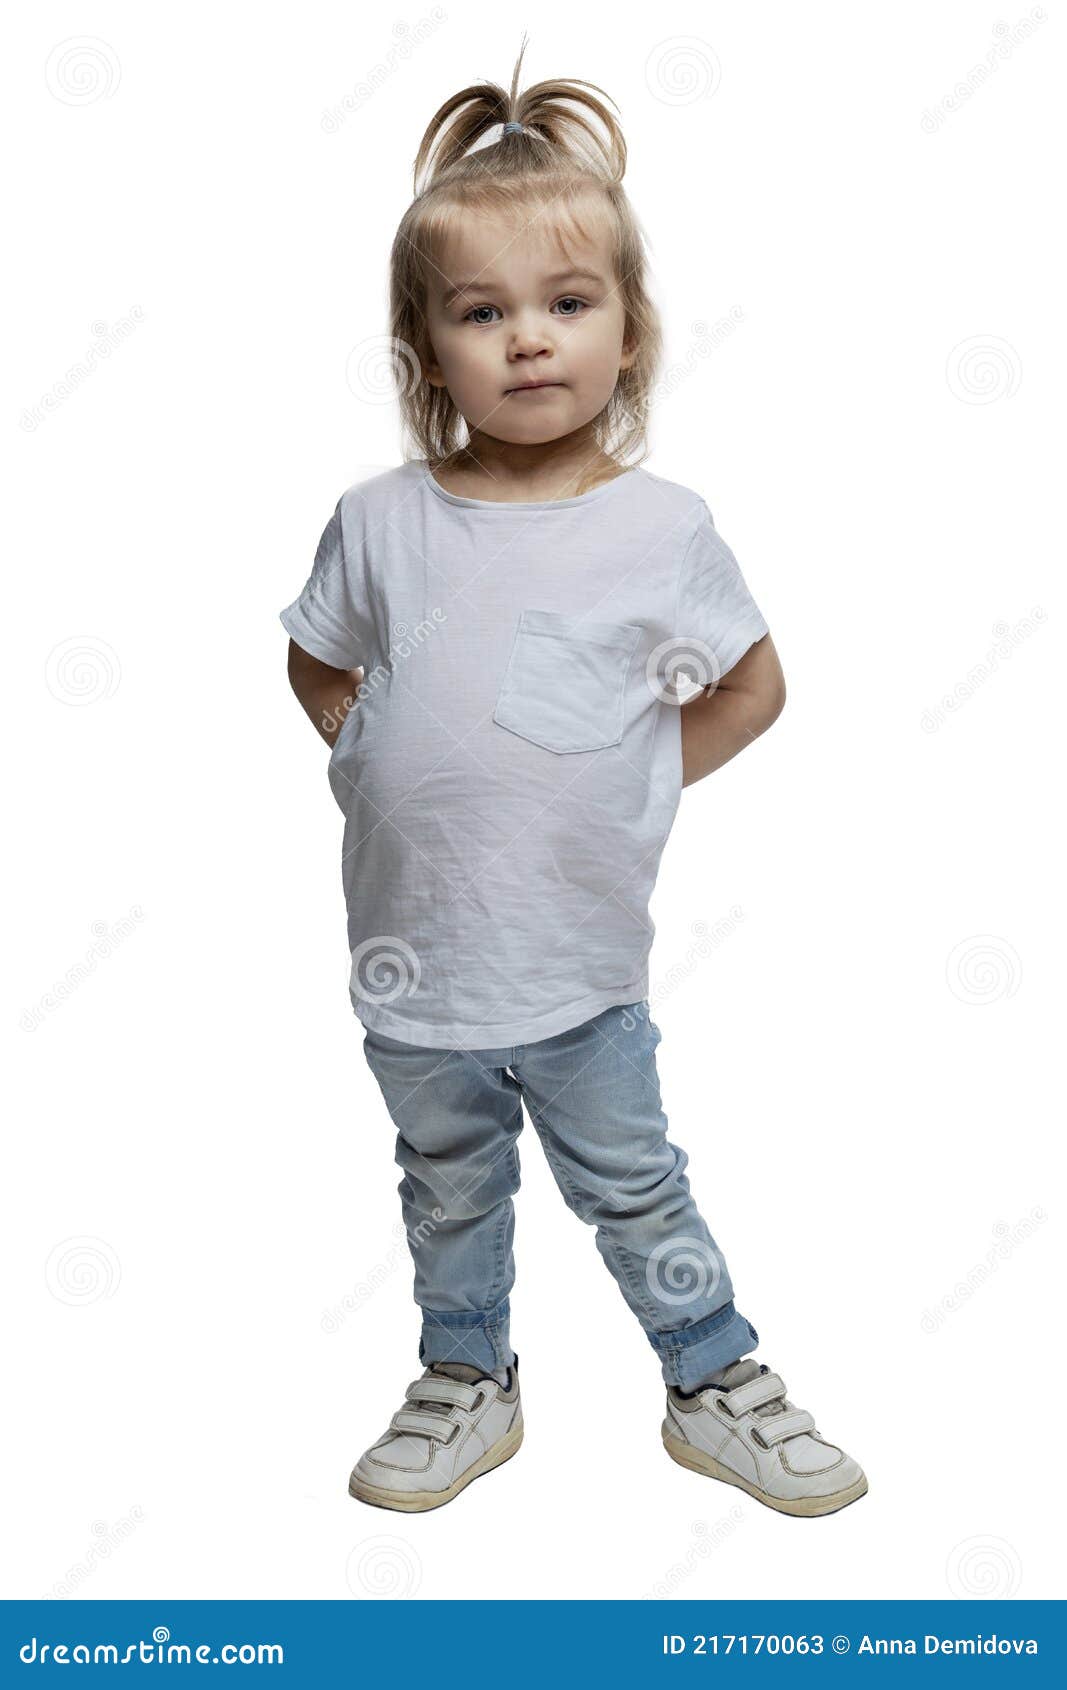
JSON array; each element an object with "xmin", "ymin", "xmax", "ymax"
[{"xmin": 505, "ymin": 381, "xmax": 562, "ymax": 393}]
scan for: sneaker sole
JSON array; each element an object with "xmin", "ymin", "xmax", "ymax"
[
  {"xmin": 662, "ymin": 1432, "xmax": 868, "ymax": 1517},
  {"xmin": 349, "ymin": 1420, "xmax": 524, "ymax": 1513}
]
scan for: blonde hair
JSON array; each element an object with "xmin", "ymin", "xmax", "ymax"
[{"xmin": 389, "ymin": 37, "xmax": 663, "ymax": 490}]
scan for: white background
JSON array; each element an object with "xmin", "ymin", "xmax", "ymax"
[{"xmin": 5, "ymin": 3, "xmax": 1064, "ymax": 1603}]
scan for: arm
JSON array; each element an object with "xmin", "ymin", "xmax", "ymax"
[
  {"xmin": 286, "ymin": 638, "xmax": 364, "ymax": 749},
  {"xmin": 679, "ymin": 632, "xmax": 785, "ymax": 788}
]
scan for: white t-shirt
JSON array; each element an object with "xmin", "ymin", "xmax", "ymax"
[{"xmin": 279, "ymin": 459, "xmax": 769, "ymax": 1049}]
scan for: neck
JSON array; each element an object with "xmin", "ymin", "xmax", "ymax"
[{"xmin": 442, "ymin": 426, "xmax": 618, "ymax": 501}]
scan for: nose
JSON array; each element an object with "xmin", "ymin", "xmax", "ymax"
[{"xmin": 507, "ymin": 308, "xmax": 555, "ymax": 361}]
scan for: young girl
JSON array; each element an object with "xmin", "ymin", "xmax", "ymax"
[{"xmin": 280, "ymin": 45, "xmax": 867, "ymax": 1518}]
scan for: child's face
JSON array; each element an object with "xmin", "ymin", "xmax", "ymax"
[{"xmin": 423, "ymin": 201, "xmax": 635, "ymax": 447}]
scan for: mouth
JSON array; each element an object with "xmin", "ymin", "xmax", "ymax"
[{"xmin": 505, "ymin": 381, "xmax": 563, "ymax": 394}]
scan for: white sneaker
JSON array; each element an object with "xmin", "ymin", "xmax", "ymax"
[
  {"xmin": 662, "ymin": 1357, "xmax": 868, "ymax": 1517},
  {"xmin": 349, "ymin": 1357, "xmax": 523, "ymax": 1512}
]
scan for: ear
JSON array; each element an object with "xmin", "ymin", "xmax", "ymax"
[{"xmin": 618, "ymin": 335, "xmax": 638, "ymax": 374}]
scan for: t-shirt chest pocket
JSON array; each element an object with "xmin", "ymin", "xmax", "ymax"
[{"xmin": 492, "ymin": 608, "xmax": 642, "ymax": 754}]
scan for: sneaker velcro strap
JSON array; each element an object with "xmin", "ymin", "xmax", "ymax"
[
  {"xmin": 406, "ymin": 1378, "xmax": 481, "ymax": 1410},
  {"xmin": 753, "ymin": 1408, "xmax": 816, "ymax": 1445},
  {"xmin": 391, "ymin": 1408, "xmax": 458, "ymax": 1442},
  {"xmin": 721, "ymin": 1372, "xmax": 788, "ymax": 1416}
]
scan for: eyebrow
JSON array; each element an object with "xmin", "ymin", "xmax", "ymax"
[{"xmin": 439, "ymin": 267, "xmax": 606, "ymax": 309}]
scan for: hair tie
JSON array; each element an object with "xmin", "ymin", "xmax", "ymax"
[{"xmin": 501, "ymin": 121, "xmax": 525, "ymax": 135}]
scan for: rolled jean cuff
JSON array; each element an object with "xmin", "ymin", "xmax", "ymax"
[
  {"xmin": 418, "ymin": 1296, "xmax": 513, "ymax": 1372},
  {"xmin": 645, "ymin": 1298, "xmax": 759, "ymax": 1392}
]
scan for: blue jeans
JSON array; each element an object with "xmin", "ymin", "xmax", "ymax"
[{"xmin": 360, "ymin": 999, "xmax": 758, "ymax": 1393}]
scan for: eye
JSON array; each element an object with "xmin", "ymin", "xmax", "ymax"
[
  {"xmin": 462, "ymin": 304, "xmax": 502, "ymax": 325},
  {"xmin": 553, "ymin": 296, "xmax": 589, "ymax": 317}
]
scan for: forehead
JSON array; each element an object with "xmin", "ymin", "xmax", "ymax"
[{"xmin": 430, "ymin": 197, "xmax": 616, "ymax": 299}]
